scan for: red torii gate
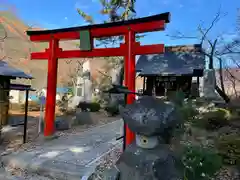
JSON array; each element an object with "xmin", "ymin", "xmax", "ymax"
[{"xmin": 26, "ymin": 12, "xmax": 170, "ymax": 147}]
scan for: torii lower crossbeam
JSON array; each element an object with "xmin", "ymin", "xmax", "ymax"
[{"xmin": 27, "ymin": 12, "xmax": 170, "ymax": 147}]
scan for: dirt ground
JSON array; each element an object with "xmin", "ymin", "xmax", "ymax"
[{"xmin": 0, "ymin": 109, "xmax": 120, "ymax": 155}]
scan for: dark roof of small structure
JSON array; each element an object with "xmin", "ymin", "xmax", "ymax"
[
  {"xmin": 136, "ymin": 44, "xmax": 205, "ymax": 76},
  {"xmin": 0, "ymin": 61, "xmax": 33, "ymax": 79},
  {"xmin": 10, "ymin": 84, "xmax": 35, "ymax": 91}
]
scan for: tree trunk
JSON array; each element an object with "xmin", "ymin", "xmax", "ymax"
[
  {"xmin": 219, "ymin": 58, "xmax": 226, "ymax": 95},
  {"xmin": 215, "ymin": 85, "xmax": 230, "ymax": 103},
  {"xmin": 209, "ymin": 56, "xmax": 214, "ymax": 69},
  {"xmin": 208, "ymin": 40, "xmax": 230, "ymax": 103}
]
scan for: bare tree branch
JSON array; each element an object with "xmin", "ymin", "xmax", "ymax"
[
  {"xmin": 230, "ymin": 57, "xmax": 240, "ymax": 69},
  {"xmin": 226, "ymin": 68, "xmax": 240, "ymax": 82},
  {"xmin": 216, "ymin": 39, "xmax": 240, "ymax": 56},
  {"xmin": 65, "ymin": 59, "xmax": 72, "ymax": 64},
  {"xmin": 97, "ymin": 70, "xmax": 112, "ymax": 79},
  {"xmin": 200, "ymin": 9, "xmax": 223, "ymax": 45},
  {"xmin": 166, "ymin": 31, "xmax": 197, "ymax": 40}
]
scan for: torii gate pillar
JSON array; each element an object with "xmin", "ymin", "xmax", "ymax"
[
  {"xmin": 125, "ymin": 29, "xmax": 136, "ymax": 144},
  {"xmin": 44, "ymin": 38, "xmax": 59, "ymax": 136}
]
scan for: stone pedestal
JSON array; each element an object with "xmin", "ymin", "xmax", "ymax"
[{"xmin": 115, "ymin": 143, "xmax": 181, "ymax": 180}]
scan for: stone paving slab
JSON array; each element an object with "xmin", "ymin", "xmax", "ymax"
[{"xmin": 2, "ymin": 120, "xmax": 123, "ymax": 180}]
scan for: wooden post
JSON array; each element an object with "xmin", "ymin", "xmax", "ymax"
[
  {"xmin": 143, "ymin": 76, "xmax": 146, "ymax": 92},
  {"xmin": 23, "ymin": 89, "xmax": 29, "ymax": 143}
]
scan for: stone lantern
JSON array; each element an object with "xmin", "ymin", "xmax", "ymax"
[{"xmin": 101, "ymin": 96, "xmax": 183, "ymax": 180}]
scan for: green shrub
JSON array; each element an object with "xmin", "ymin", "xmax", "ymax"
[
  {"xmin": 194, "ymin": 98, "xmax": 208, "ymax": 107},
  {"xmin": 104, "ymin": 105, "xmax": 119, "ymax": 116},
  {"xmin": 78, "ymin": 102, "xmax": 101, "ymax": 112},
  {"xmin": 89, "ymin": 102, "xmax": 101, "ymax": 112},
  {"xmin": 216, "ymin": 133, "xmax": 240, "ymax": 166},
  {"xmin": 178, "ymin": 101, "xmax": 199, "ymax": 121},
  {"xmin": 92, "ymin": 96, "xmax": 101, "ymax": 104},
  {"xmin": 182, "ymin": 145, "xmax": 222, "ymax": 180},
  {"xmin": 167, "ymin": 91, "xmax": 185, "ymax": 106},
  {"xmin": 78, "ymin": 102, "xmax": 89, "ymax": 111},
  {"xmin": 194, "ymin": 108, "xmax": 231, "ymax": 130}
]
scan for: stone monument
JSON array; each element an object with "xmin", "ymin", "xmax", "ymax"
[
  {"xmin": 110, "ymin": 66, "xmax": 124, "ymax": 106},
  {"xmin": 201, "ymin": 69, "xmax": 223, "ymax": 101},
  {"xmin": 99, "ymin": 96, "xmax": 183, "ymax": 180}
]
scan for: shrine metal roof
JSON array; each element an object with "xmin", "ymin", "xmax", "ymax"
[
  {"xmin": 10, "ymin": 84, "xmax": 35, "ymax": 91},
  {"xmin": 26, "ymin": 12, "xmax": 170, "ymax": 35},
  {"xmin": 136, "ymin": 44, "xmax": 205, "ymax": 76},
  {"xmin": 0, "ymin": 60, "xmax": 33, "ymax": 79}
]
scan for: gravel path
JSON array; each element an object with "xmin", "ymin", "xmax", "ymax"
[
  {"xmin": 0, "ymin": 111, "xmax": 121, "ymax": 180},
  {"xmin": 1, "ymin": 112, "xmax": 120, "ymax": 154}
]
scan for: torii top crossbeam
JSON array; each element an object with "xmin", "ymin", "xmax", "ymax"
[{"xmin": 26, "ymin": 12, "xmax": 170, "ymax": 147}]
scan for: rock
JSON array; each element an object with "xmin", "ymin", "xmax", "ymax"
[
  {"xmin": 55, "ymin": 117, "xmax": 70, "ymax": 131},
  {"xmin": 71, "ymin": 111, "xmax": 94, "ymax": 126},
  {"xmin": 38, "ymin": 117, "xmax": 70, "ymax": 131}
]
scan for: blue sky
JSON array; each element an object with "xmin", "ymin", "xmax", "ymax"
[
  {"xmin": 1, "ymin": 0, "xmax": 240, "ymax": 48},
  {"xmin": 1, "ymin": 0, "xmax": 240, "ymax": 46}
]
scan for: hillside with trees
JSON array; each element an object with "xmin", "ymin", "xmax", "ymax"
[{"xmin": 0, "ymin": 11, "xmax": 107, "ymax": 90}]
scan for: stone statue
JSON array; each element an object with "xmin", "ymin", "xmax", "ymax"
[{"xmin": 100, "ymin": 96, "xmax": 183, "ymax": 180}]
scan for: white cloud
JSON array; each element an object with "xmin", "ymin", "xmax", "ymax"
[{"xmin": 64, "ymin": 17, "xmax": 68, "ymax": 20}]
